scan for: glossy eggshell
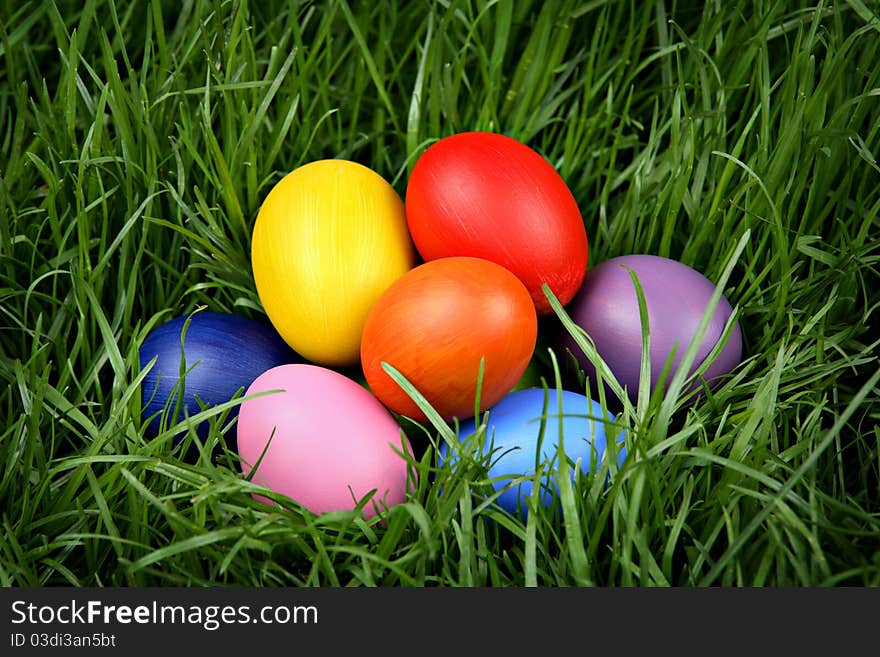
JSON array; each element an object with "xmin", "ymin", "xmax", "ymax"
[
  {"xmin": 440, "ymin": 388, "xmax": 625, "ymax": 517},
  {"xmin": 562, "ymin": 254, "xmax": 743, "ymax": 401},
  {"xmin": 251, "ymin": 159, "xmax": 416, "ymax": 367},
  {"xmin": 139, "ymin": 312, "xmax": 299, "ymax": 439},
  {"xmin": 405, "ymin": 132, "xmax": 588, "ymax": 314},
  {"xmin": 361, "ymin": 257, "xmax": 538, "ymax": 422},
  {"xmin": 236, "ymin": 364, "xmax": 413, "ymax": 518}
]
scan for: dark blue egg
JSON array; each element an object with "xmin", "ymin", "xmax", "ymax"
[
  {"xmin": 440, "ymin": 388, "xmax": 626, "ymax": 517},
  {"xmin": 139, "ymin": 311, "xmax": 300, "ymax": 439}
]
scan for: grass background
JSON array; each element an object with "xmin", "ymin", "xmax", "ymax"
[{"xmin": 1, "ymin": 0, "xmax": 878, "ymax": 586}]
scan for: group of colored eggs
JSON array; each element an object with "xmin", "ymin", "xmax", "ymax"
[{"xmin": 139, "ymin": 132, "xmax": 743, "ymax": 519}]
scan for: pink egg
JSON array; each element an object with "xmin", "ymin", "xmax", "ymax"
[{"xmin": 236, "ymin": 364, "xmax": 412, "ymax": 518}]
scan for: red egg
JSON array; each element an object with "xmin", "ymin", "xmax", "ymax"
[
  {"xmin": 405, "ymin": 131, "xmax": 588, "ymax": 314},
  {"xmin": 361, "ymin": 257, "xmax": 538, "ymax": 422}
]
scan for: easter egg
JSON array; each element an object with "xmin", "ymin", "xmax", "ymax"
[
  {"xmin": 251, "ymin": 159, "xmax": 416, "ymax": 366},
  {"xmin": 561, "ymin": 254, "xmax": 743, "ymax": 401},
  {"xmin": 405, "ymin": 132, "xmax": 588, "ymax": 314},
  {"xmin": 236, "ymin": 364, "xmax": 412, "ymax": 518},
  {"xmin": 361, "ymin": 257, "xmax": 538, "ymax": 422},
  {"xmin": 440, "ymin": 388, "xmax": 625, "ymax": 517},
  {"xmin": 139, "ymin": 311, "xmax": 299, "ymax": 438}
]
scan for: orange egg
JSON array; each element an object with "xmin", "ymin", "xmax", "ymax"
[{"xmin": 360, "ymin": 257, "xmax": 538, "ymax": 422}]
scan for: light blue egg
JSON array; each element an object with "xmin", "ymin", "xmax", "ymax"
[{"xmin": 440, "ymin": 388, "xmax": 625, "ymax": 517}]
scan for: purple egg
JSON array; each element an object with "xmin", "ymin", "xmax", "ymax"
[{"xmin": 561, "ymin": 255, "xmax": 742, "ymax": 401}]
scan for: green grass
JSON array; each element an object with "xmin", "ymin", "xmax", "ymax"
[{"xmin": 1, "ymin": 0, "xmax": 879, "ymax": 586}]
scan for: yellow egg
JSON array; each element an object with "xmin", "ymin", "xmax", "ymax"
[{"xmin": 251, "ymin": 160, "xmax": 416, "ymax": 366}]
